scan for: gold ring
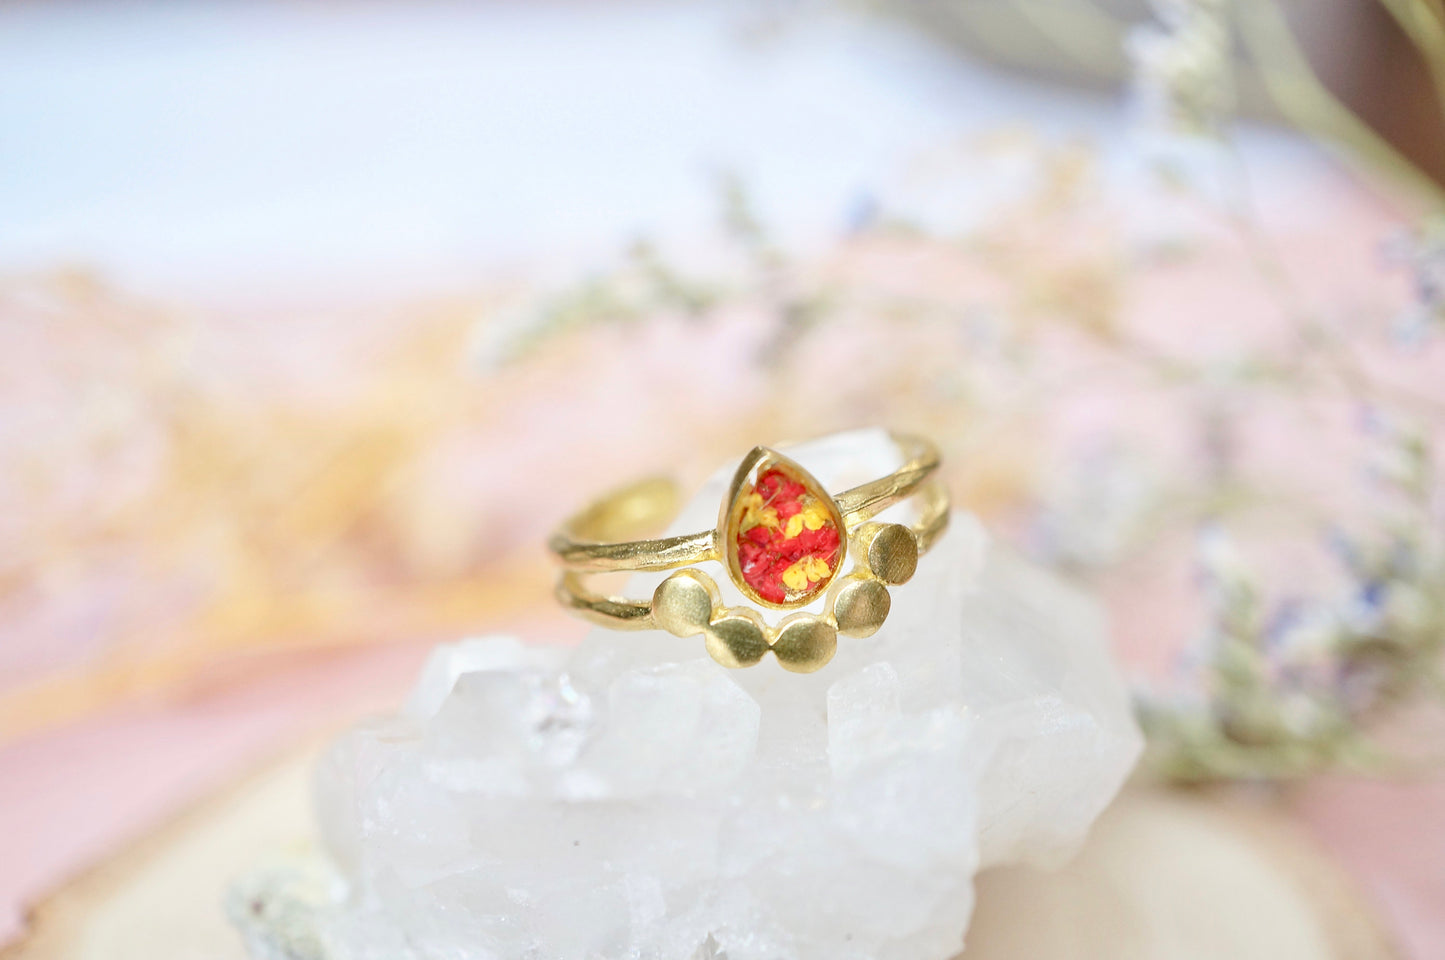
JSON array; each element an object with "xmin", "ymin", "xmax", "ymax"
[{"xmin": 548, "ymin": 432, "xmax": 949, "ymax": 673}]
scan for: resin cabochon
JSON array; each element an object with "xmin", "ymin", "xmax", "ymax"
[
  {"xmin": 630, "ymin": 431, "xmax": 925, "ymax": 626},
  {"xmin": 721, "ymin": 449, "xmax": 845, "ymax": 609}
]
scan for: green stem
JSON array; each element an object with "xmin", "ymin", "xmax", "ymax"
[
  {"xmin": 1237, "ymin": 0, "xmax": 1445, "ymax": 210},
  {"xmin": 1376, "ymin": 0, "xmax": 1445, "ymax": 127}
]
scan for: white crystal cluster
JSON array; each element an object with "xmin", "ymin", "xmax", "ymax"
[{"xmin": 245, "ymin": 429, "xmax": 1141, "ymax": 960}]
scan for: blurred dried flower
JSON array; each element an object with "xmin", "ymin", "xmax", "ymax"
[
  {"xmin": 1382, "ymin": 218, "xmax": 1445, "ymax": 345},
  {"xmin": 1127, "ymin": 0, "xmax": 1235, "ymax": 140}
]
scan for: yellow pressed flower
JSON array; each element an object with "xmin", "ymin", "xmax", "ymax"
[
  {"xmin": 739, "ymin": 492, "xmax": 779, "ymax": 534},
  {"xmin": 781, "ymin": 556, "xmax": 832, "ymax": 592},
  {"xmin": 784, "ymin": 500, "xmax": 831, "ymax": 539}
]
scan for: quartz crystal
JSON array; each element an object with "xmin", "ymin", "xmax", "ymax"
[{"xmin": 238, "ymin": 429, "xmax": 1142, "ymax": 960}]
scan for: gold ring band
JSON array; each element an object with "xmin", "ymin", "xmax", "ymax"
[{"xmin": 549, "ymin": 432, "xmax": 949, "ymax": 672}]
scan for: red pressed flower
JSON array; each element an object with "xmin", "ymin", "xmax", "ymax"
[{"xmin": 733, "ymin": 466, "xmax": 842, "ymax": 604}]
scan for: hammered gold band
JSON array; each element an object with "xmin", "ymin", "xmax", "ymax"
[{"xmin": 549, "ymin": 432, "xmax": 949, "ymax": 672}]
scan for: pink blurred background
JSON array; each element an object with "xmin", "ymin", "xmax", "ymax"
[{"xmin": 3, "ymin": 2, "xmax": 1444, "ymax": 957}]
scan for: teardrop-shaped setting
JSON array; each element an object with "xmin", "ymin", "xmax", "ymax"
[{"xmin": 720, "ymin": 448, "xmax": 845, "ymax": 609}]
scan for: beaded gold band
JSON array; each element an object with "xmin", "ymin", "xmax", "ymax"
[{"xmin": 549, "ymin": 433, "xmax": 949, "ymax": 672}]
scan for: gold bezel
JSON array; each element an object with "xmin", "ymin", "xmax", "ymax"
[{"xmin": 718, "ymin": 446, "xmax": 847, "ymax": 611}]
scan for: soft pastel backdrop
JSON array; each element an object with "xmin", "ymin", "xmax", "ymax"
[{"xmin": 2, "ymin": 2, "xmax": 1443, "ymax": 958}]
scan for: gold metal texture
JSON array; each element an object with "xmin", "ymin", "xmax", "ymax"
[{"xmin": 549, "ymin": 432, "xmax": 948, "ymax": 672}]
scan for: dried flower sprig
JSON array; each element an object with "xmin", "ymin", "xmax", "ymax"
[
  {"xmin": 1127, "ymin": 0, "xmax": 1234, "ymax": 140},
  {"xmin": 1116, "ymin": 0, "xmax": 1445, "ymax": 780},
  {"xmin": 1383, "ymin": 217, "xmax": 1445, "ymax": 344}
]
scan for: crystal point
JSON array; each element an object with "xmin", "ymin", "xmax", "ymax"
[{"xmin": 246, "ymin": 429, "xmax": 1141, "ymax": 960}]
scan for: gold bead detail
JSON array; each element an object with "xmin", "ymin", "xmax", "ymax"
[
  {"xmin": 705, "ymin": 609, "xmax": 770, "ymax": 669},
  {"xmin": 652, "ymin": 570, "xmax": 718, "ymax": 637},
  {"xmin": 861, "ymin": 522, "xmax": 918, "ymax": 585},
  {"xmin": 832, "ymin": 576, "xmax": 891, "ymax": 638},
  {"xmin": 771, "ymin": 615, "xmax": 838, "ymax": 673}
]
